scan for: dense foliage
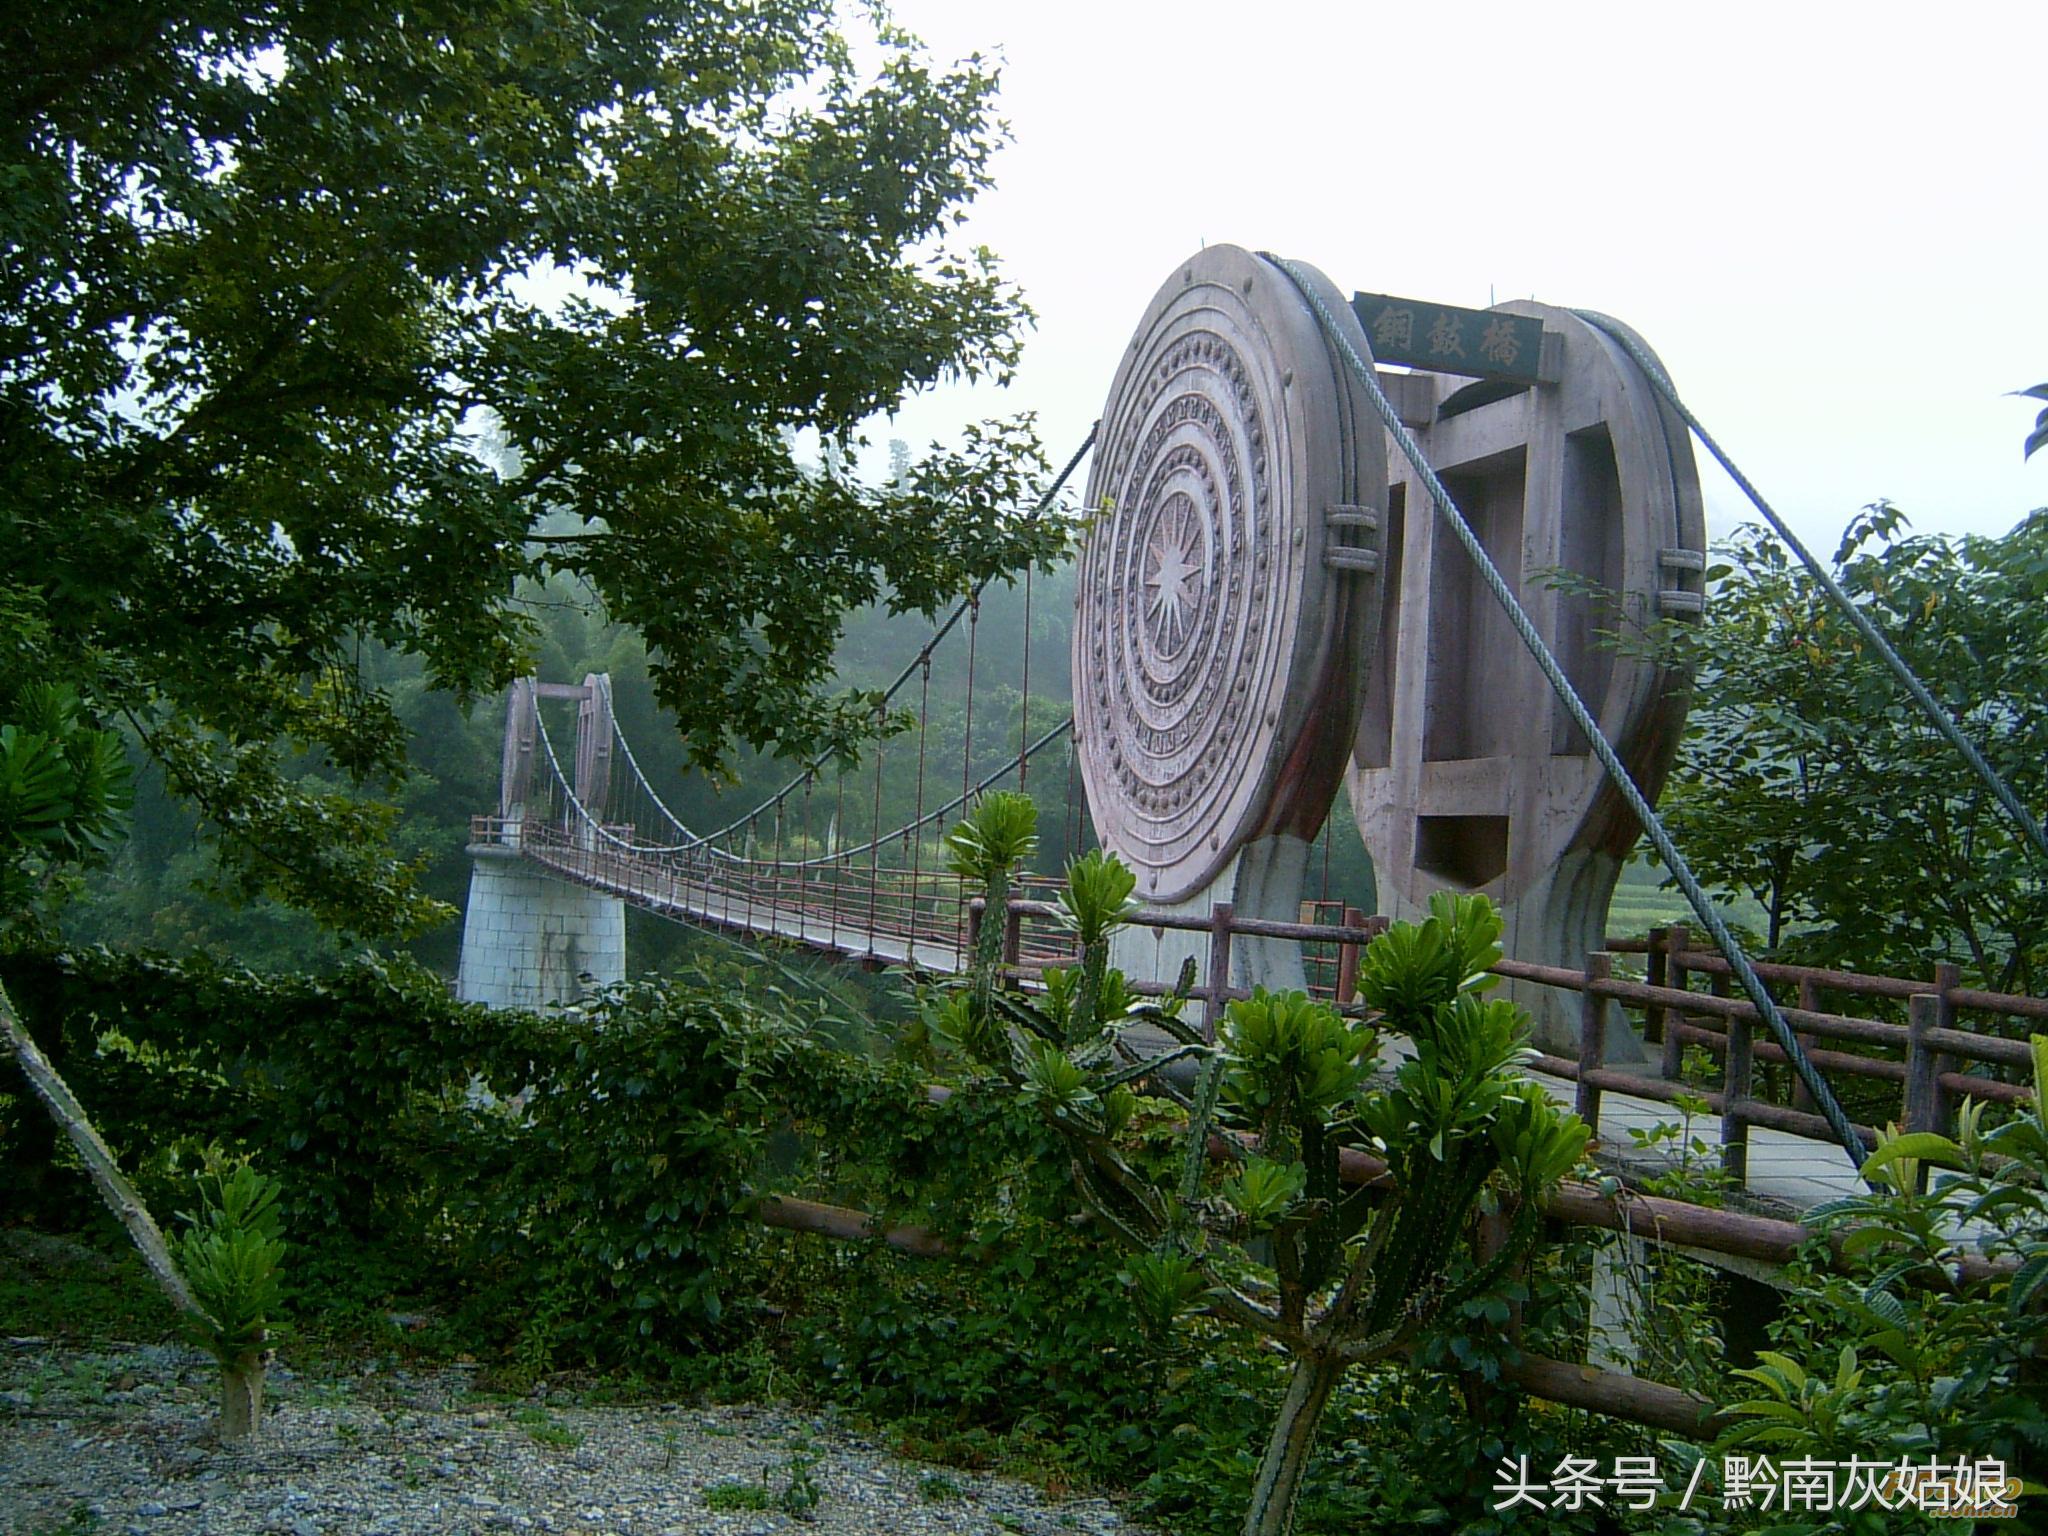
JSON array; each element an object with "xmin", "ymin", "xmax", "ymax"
[
  {"xmin": 0, "ymin": 681, "xmax": 134, "ymax": 931},
  {"xmin": 0, "ymin": 942, "xmax": 904, "ymax": 1355},
  {"xmin": 2, "ymin": 1, "xmax": 1070, "ymax": 935},
  {"xmin": 1, "ymin": 929, "xmax": 1656, "ymax": 1533},
  {"xmin": 1630, "ymin": 505, "xmax": 2048, "ymax": 991}
]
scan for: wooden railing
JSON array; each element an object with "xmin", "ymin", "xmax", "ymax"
[{"xmin": 985, "ymin": 898, "xmax": 2043, "ymax": 1197}]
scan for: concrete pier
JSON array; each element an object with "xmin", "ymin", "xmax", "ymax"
[{"xmin": 456, "ymin": 842, "xmax": 625, "ymax": 1010}]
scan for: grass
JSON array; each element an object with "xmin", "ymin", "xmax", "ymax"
[
  {"xmin": 919, "ymin": 1473, "xmax": 965, "ymax": 1501},
  {"xmin": 511, "ymin": 1404, "xmax": 583, "ymax": 1449},
  {"xmin": 703, "ymin": 1481, "xmax": 775, "ymax": 1512},
  {"xmin": 701, "ymin": 1457, "xmax": 824, "ymax": 1518},
  {"xmin": 1608, "ymin": 862, "xmax": 1768, "ymax": 938},
  {"xmin": 0, "ymin": 1228, "xmax": 179, "ymax": 1343},
  {"xmin": 18, "ymin": 1505, "xmax": 102, "ymax": 1535}
]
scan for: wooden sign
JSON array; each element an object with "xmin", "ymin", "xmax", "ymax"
[{"xmin": 1351, "ymin": 292, "xmax": 1546, "ymax": 383}]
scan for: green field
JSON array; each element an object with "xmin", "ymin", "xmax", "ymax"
[{"xmin": 1604, "ymin": 857, "xmax": 1767, "ymax": 943}]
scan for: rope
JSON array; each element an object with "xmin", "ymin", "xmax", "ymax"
[
  {"xmin": 1572, "ymin": 309, "xmax": 2048, "ymax": 871},
  {"xmin": 1261, "ymin": 252, "xmax": 1870, "ymax": 1173}
]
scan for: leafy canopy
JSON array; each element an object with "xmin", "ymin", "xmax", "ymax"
[
  {"xmin": 0, "ymin": 680, "xmax": 135, "ymax": 931},
  {"xmin": 2, "ymin": 2, "xmax": 1068, "ymax": 934}
]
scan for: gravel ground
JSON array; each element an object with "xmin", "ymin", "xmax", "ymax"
[{"xmin": 0, "ymin": 1338, "xmax": 1154, "ymax": 1536}]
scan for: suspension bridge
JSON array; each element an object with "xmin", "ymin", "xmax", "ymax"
[{"xmin": 454, "ymin": 246, "xmax": 2048, "ymax": 1226}]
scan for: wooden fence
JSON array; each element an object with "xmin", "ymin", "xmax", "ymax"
[{"xmin": 983, "ymin": 898, "xmax": 2046, "ymax": 1195}]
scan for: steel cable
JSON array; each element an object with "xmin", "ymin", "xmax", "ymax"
[
  {"xmin": 1572, "ymin": 310, "xmax": 2048, "ymax": 870},
  {"xmin": 695, "ymin": 423, "xmax": 1099, "ymax": 849}
]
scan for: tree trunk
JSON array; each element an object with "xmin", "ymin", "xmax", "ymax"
[
  {"xmin": 1243, "ymin": 1351, "xmax": 1345, "ymax": 1536},
  {"xmin": 220, "ymin": 1351, "xmax": 266, "ymax": 1440},
  {"xmin": 0, "ymin": 979, "xmax": 199, "ymax": 1318}
]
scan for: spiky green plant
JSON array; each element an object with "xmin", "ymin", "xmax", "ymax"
[
  {"xmin": 176, "ymin": 1161, "xmax": 287, "ymax": 1440},
  {"xmin": 1054, "ymin": 849, "xmax": 1138, "ymax": 1043},
  {"xmin": 942, "ymin": 791, "xmax": 1039, "ymax": 1015},
  {"xmin": 939, "ymin": 803, "xmax": 1589, "ymax": 1536}
]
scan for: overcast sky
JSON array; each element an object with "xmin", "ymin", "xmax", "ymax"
[{"xmin": 865, "ymin": 0, "xmax": 2046, "ymax": 552}]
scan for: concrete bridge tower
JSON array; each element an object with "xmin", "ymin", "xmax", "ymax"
[{"xmin": 456, "ymin": 674, "xmax": 627, "ymax": 1009}]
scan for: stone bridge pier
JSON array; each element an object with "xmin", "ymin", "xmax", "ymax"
[{"xmin": 456, "ymin": 675, "xmax": 627, "ymax": 1010}]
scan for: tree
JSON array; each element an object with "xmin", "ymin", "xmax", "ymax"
[
  {"xmin": 936, "ymin": 795, "xmax": 1588, "ymax": 1536},
  {"xmin": 2, "ymin": 2, "xmax": 1067, "ymax": 936},
  {"xmin": 1640, "ymin": 505, "xmax": 2048, "ymax": 991}
]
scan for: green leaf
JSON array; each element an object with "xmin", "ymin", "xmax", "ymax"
[
  {"xmin": 1859, "ymin": 1131, "xmax": 1965, "ymax": 1186},
  {"xmin": 2008, "ymin": 1250, "xmax": 2048, "ymax": 1316}
]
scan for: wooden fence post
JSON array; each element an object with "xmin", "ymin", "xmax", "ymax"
[
  {"xmin": 1903, "ymin": 992, "xmax": 1939, "ymax": 1127},
  {"xmin": 1335, "ymin": 906, "xmax": 1367, "ymax": 1007},
  {"xmin": 1791, "ymin": 977, "xmax": 1818, "ymax": 1113},
  {"xmin": 1476, "ymin": 1205, "xmax": 1524, "ymax": 1344},
  {"xmin": 1660, "ymin": 925, "xmax": 1690, "ymax": 1081},
  {"xmin": 1932, "ymin": 961, "xmax": 1961, "ymax": 1135},
  {"xmin": 1205, "ymin": 901, "xmax": 1235, "ymax": 1043},
  {"xmin": 1001, "ymin": 901, "xmax": 1024, "ymax": 981},
  {"xmin": 1644, "ymin": 928, "xmax": 1669, "ymax": 1046},
  {"xmin": 1577, "ymin": 952, "xmax": 1612, "ymax": 1130},
  {"xmin": 1902, "ymin": 984, "xmax": 1954, "ymax": 1197},
  {"xmin": 1721, "ymin": 1003, "xmax": 1754, "ymax": 1190}
]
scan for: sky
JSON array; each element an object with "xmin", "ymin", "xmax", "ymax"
[{"xmin": 862, "ymin": 0, "xmax": 2047, "ymax": 553}]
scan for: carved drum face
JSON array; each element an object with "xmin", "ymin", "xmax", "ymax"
[
  {"xmin": 1345, "ymin": 303, "xmax": 1705, "ymax": 911},
  {"xmin": 1075, "ymin": 246, "xmax": 1388, "ymax": 902}
]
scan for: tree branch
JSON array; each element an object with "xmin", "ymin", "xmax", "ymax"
[{"xmin": 0, "ymin": 977, "xmax": 200, "ymax": 1320}]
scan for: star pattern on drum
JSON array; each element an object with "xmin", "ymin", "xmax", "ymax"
[{"xmin": 1143, "ymin": 505, "xmax": 1203, "ymax": 654}]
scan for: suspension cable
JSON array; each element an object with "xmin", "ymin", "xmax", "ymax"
[
  {"xmin": 771, "ymin": 716, "xmax": 1076, "ymax": 869},
  {"xmin": 591, "ymin": 676, "xmax": 740, "ymax": 857},
  {"xmin": 696, "ymin": 423, "xmax": 1100, "ymax": 848},
  {"xmin": 529, "ymin": 696, "xmax": 680, "ymax": 855},
  {"xmin": 1573, "ymin": 309, "xmax": 2048, "ymax": 870},
  {"xmin": 1019, "ymin": 564, "xmax": 1034, "ymax": 784},
  {"xmin": 961, "ymin": 592, "xmax": 979, "ymax": 813},
  {"xmin": 524, "ymin": 426, "xmax": 1099, "ymax": 860},
  {"xmin": 1263, "ymin": 253, "xmax": 1870, "ymax": 1173},
  {"xmin": 534, "ymin": 686, "xmax": 1077, "ymax": 872}
]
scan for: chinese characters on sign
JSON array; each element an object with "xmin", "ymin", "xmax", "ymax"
[
  {"xmin": 1350, "ymin": 292, "xmax": 1545, "ymax": 384},
  {"xmin": 1493, "ymin": 1453, "xmax": 2021, "ymax": 1518}
]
